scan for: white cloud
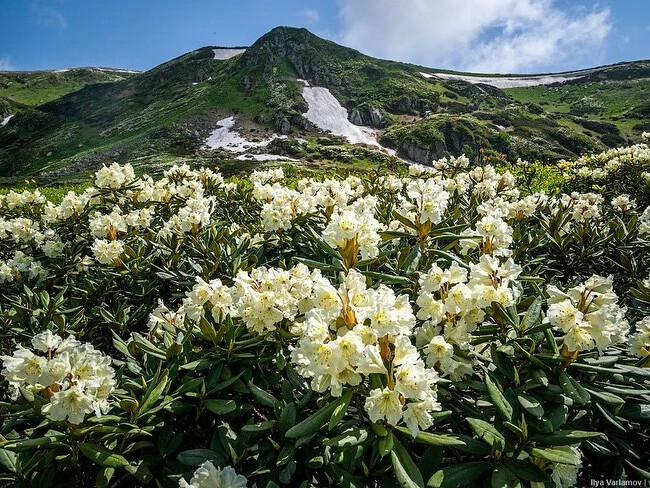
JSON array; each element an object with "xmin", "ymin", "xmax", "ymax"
[
  {"xmin": 32, "ymin": 2, "xmax": 68, "ymax": 30},
  {"xmin": 0, "ymin": 56, "xmax": 15, "ymax": 71},
  {"xmin": 334, "ymin": 0, "xmax": 612, "ymax": 73},
  {"xmin": 301, "ymin": 8, "xmax": 320, "ymax": 23}
]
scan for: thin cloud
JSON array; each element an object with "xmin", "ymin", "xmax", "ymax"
[
  {"xmin": 301, "ymin": 8, "xmax": 320, "ymax": 24},
  {"xmin": 0, "ymin": 56, "xmax": 15, "ymax": 71},
  {"xmin": 334, "ymin": 0, "xmax": 612, "ymax": 73},
  {"xmin": 32, "ymin": 2, "xmax": 68, "ymax": 30}
]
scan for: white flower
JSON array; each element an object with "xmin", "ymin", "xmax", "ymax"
[
  {"xmin": 630, "ymin": 317, "xmax": 650, "ymax": 358},
  {"xmin": 611, "ymin": 194, "xmax": 635, "ymax": 212},
  {"xmin": 402, "ymin": 397, "xmax": 442, "ymax": 437},
  {"xmin": 179, "ymin": 461, "xmax": 247, "ymax": 488},
  {"xmin": 365, "ymin": 387, "xmax": 403, "ymax": 426},
  {"xmin": 91, "ymin": 239, "xmax": 124, "ymax": 265},
  {"xmin": 42, "ymin": 383, "xmax": 94, "ymax": 425},
  {"xmin": 95, "ymin": 163, "xmax": 136, "ymax": 189}
]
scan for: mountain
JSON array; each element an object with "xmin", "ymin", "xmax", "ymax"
[{"xmin": 0, "ymin": 26, "xmax": 648, "ymax": 182}]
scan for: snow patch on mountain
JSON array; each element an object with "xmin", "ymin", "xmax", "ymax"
[
  {"xmin": 1, "ymin": 114, "xmax": 14, "ymax": 127},
  {"xmin": 213, "ymin": 48, "xmax": 246, "ymax": 60},
  {"xmin": 204, "ymin": 116, "xmax": 286, "ymax": 152},
  {"xmin": 420, "ymin": 71, "xmax": 586, "ymax": 88},
  {"xmin": 301, "ymin": 86, "xmax": 384, "ymax": 147}
]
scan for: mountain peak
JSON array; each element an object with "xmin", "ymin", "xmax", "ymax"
[{"xmin": 241, "ymin": 26, "xmax": 364, "ymax": 83}]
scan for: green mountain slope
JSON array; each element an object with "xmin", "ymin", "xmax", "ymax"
[
  {"xmin": 0, "ymin": 26, "xmax": 648, "ymax": 181},
  {"xmin": 0, "ymin": 68, "xmax": 136, "ymax": 106}
]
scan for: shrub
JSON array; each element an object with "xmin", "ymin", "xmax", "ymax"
[{"xmin": 0, "ymin": 157, "xmax": 648, "ymax": 487}]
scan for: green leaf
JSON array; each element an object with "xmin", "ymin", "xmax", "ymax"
[
  {"xmin": 467, "ymin": 418, "xmax": 506, "ymax": 452},
  {"xmin": 546, "ymin": 404, "xmax": 569, "ymax": 431},
  {"xmin": 138, "ymin": 368, "xmax": 169, "ymax": 416},
  {"xmin": 486, "ymin": 374, "xmax": 514, "ymax": 422},
  {"xmin": 378, "ymin": 431, "xmax": 394, "ymax": 457},
  {"xmin": 328, "ymin": 390, "xmax": 353, "ymax": 430},
  {"xmin": 583, "ymin": 387, "xmax": 625, "ymax": 404},
  {"xmin": 392, "ymin": 451, "xmax": 422, "ymax": 488},
  {"xmin": 532, "ymin": 430, "xmax": 603, "ymax": 446},
  {"xmin": 502, "ymin": 458, "xmax": 550, "ymax": 482},
  {"xmin": 558, "ymin": 371, "xmax": 590, "ymax": 405},
  {"xmin": 529, "ymin": 446, "xmax": 580, "ymax": 465},
  {"xmin": 427, "ymin": 462, "xmax": 491, "ymax": 487},
  {"xmin": 79, "ymin": 443, "xmax": 129, "ymax": 468},
  {"xmin": 286, "ymin": 391, "xmax": 353, "ymax": 439},
  {"xmin": 0, "ymin": 435, "xmax": 66, "ymax": 451},
  {"xmin": 241, "ymin": 420, "xmax": 276, "ymax": 433},
  {"xmin": 324, "ymin": 427, "xmax": 369, "ymax": 447},
  {"xmin": 204, "ymin": 399, "xmax": 236, "ymax": 415},
  {"xmin": 362, "ymin": 271, "xmax": 412, "ymax": 286},
  {"xmin": 0, "ymin": 448, "xmax": 16, "ymax": 473},
  {"xmin": 248, "ymin": 381, "xmax": 280, "ymax": 409},
  {"xmin": 520, "ymin": 297, "xmax": 542, "ymax": 331},
  {"xmin": 177, "ymin": 449, "xmax": 222, "ymax": 467},
  {"xmin": 392, "ymin": 436, "xmax": 425, "ymax": 488},
  {"xmin": 490, "ymin": 465, "xmax": 522, "ymax": 488},
  {"xmin": 517, "ymin": 393, "xmax": 544, "ymax": 419},
  {"xmin": 595, "ymin": 403, "xmax": 626, "ymax": 432}
]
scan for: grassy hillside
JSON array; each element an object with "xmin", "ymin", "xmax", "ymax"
[
  {"xmin": 506, "ymin": 61, "xmax": 650, "ymax": 142},
  {"xmin": 0, "ymin": 27, "xmax": 648, "ymax": 182},
  {"xmin": 0, "ymin": 68, "xmax": 136, "ymax": 106}
]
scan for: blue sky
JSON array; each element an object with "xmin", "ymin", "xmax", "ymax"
[{"xmin": 1, "ymin": 0, "xmax": 649, "ymax": 74}]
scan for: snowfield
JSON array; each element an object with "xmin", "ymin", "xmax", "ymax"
[
  {"xmin": 213, "ymin": 48, "xmax": 246, "ymax": 60},
  {"xmin": 301, "ymin": 86, "xmax": 383, "ymax": 147},
  {"xmin": 1, "ymin": 114, "xmax": 14, "ymax": 127},
  {"xmin": 420, "ymin": 71, "xmax": 586, "ymax": 88},
  {"xmin": 204, "ymin": 116, "xmax": 286, "ymax": 152}
]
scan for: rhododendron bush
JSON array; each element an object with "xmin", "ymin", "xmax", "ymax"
[{"xmin": 0, "ymin": 152, "xmax": 649, "ymax": 487}]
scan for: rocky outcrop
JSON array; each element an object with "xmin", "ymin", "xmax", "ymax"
[
  {"xmin": 348, "ymin": 105, "xmax": 386, "ymax": 128},
  {"xmin": 389, "ymin": 96, "xmax": 430, "ymax": 114},
  {"xmin": 399, "ymin": 141, "xmax": 446, "ymax": 164}
]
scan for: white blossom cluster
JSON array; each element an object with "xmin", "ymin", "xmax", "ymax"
[
  {"xmin": 415, "ymin": 256, "xmax": 521, "ymax": 379},
  {"xmin": 179, "ymin": 461, "xmax": 247, "ymax": 488},
  {"xmin": 546, "ymin": 275, "xmax": 628, "ymax": 353},
  {"xmin": 289, "ymin": 268, "xmax": 441, "ymax": 436},
  {"xmin": 561, "ymin": 142, "xmax": 650, "ymax": 181},
  {"xmin": 0, "ymin": 331, "xmax": 115, "ymax": 424},
  {"xmin": 0, "ymin": 251, "xmax": 47, "ymax": 283},
  {"xmin": 630, "ymin": 317, "xmax": 650, "ymax": 359},
  {"xmin": 640, "ymin": 207, "xmax": 650, "ymax": 235},
  {"xmin": 179, "ymin": 264, "xmax": 443, "ymax": 436},
  {"xmin": 322, "ymin": 196, "xmax": 385, "ymax": 262},
  {"xmin": 395, "ymin": 178, "xmax": 450, "ymax": 226},
  {"xmin": 555, "ymin": 192, "xmax": 604, "ymax": 223},
  {"xmin": 94, "ymin": 162, "xmax": 136, "ymax": 189},
  {"xmin": 0, "ymin": 188, "xmax": 47, "ymax": 210},
  {"xmin": 611, "ymin": 194, "xmax": 636, "ymax": 213}
]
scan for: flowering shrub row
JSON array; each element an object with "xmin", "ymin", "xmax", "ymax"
[{"xmin": 0, "ymin": 149, "xmax": 648, "ymax": 486}]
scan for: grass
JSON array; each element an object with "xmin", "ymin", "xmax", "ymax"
[
  {"xmin": 0, "ymin": 69, "xmax": 133, "ymax": 106},
  {"xmin": 506, "ymin": 77, "xmax": 650, "ymax": 139}
]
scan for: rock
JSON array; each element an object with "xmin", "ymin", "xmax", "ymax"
[
  {"xmin": 400, "ymin": 141, "xmax": 446, "ymax": 164},
  {"xmin": 348, "ymin": 105, "xmax": 386, "ymax": 128},
  {"xmin": 369, "ymin": 108, "xmax": 384, "ymax": 127},
  {"xmin": 349, "ymin": 108, "xmax": 364, "ymax": 126},
  {"xmin": 276, "ymin": 118, "xmax": 291, "ymax": 134}
]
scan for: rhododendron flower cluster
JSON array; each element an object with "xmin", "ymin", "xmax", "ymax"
[
  {"xmin": 0, "ymin": 331, "xmax": 115, "ymax": 424},
  {"xmin": 546, "ymin": 275, "xmax": 628, "ymax": 353}
]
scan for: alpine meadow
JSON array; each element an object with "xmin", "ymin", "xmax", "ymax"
[{"xmin": 0, "ymin": 15, "xmax": 650, "ymax": 488}]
